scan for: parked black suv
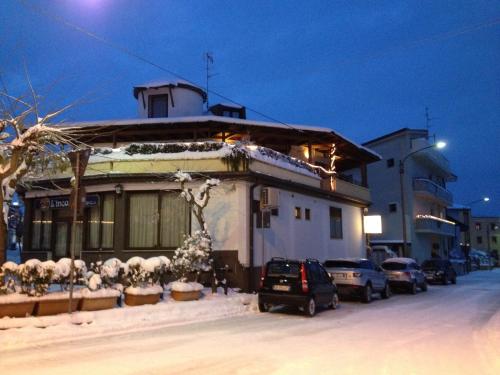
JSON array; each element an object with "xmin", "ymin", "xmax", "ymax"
[
  {"xmin": 258, "ymin": 258, "xmax": 339, "ymax": 317},
  {"xmin": 421, "ymin": 259, "xmax": 457, "ymax": 285}
]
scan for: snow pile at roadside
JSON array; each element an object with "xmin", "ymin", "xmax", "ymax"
[{"xmin": 0, "ymin": 288, "xmax": 258, "ymax": 351}]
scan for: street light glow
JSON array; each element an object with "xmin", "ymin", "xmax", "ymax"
[
  {"xmin": 483, "ymin": 197, "xmax": 490, "ymax": 202},
  {"xmin": 435, "ymin": 141, "xmax": 446, "ymax": 149}
]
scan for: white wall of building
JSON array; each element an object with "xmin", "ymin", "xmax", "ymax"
[
  {"xmin": 252, "ymin": 187, "xmax": 365, "ymax": 267},
  {"xmin": 137, "ymin": 86, "xmax": 205, "ymax": 118}
]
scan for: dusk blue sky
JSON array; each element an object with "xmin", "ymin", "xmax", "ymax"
[{"xmin": 1, "ymin": 0, "xmax": 499, "ymax": 216}]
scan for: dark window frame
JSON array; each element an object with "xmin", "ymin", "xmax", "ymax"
[
  {"xmin": 329, "ymin": 206, "xmax": 343, "ymax": 239},
  {"xmin": 148, "ymin": 94, "xmax": 169, "ymax": 118},
  {"xmin": 126, "ymin": 190, "xmax": 191, "ymax": 250},
  {"xmin": 305, "ymin": 208, "xmax": 311, "ymax": 221}
]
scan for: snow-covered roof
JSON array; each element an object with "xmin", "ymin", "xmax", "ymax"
[
  {"xmin": 210, "ymin": 102, "xmax": 244, "ymax": 109},
  {"xmin": 133, "ymin": 79, "xmax": 207, "ymax": 100},
  {"xmin": 58, "ymin": 115, "xmax": 381, "ymax": 161},
  {"xmin": 382, "ymin": 257, "xmax": 416, "ymax": 265}
]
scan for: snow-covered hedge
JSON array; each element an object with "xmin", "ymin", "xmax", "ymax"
[{"xmin": 92, "ymin": 141, "xmax": 319, "ymax": 177}]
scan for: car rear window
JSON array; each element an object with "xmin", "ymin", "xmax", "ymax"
[
  {"xmin": 267, "ymin": 262, "xmax": 300, "ymax": 277},
  {"xmin": 381, "ymin": 262, "xmax": 407, "ymax": 271},
  {"xmin": 324, "ymin": 260, "xmax": 360, "ymax": 268},
  {"xmin": 422, "ymin": 260, "xmax": 441, "ymax": 268}
]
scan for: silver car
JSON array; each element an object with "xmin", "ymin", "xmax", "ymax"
[
  {"xmin": 381, "ymin": 257, "xmax": 427, "ymax": 294},
  {"xmin": 323, "ymin": 258, "xmax": 391, "ymax": 303}
]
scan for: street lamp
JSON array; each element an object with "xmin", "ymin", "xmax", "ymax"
[
  {"xmin": 399, "ymin": 141, "xmax": 446, "ymax": 256},
  {"xmin": 466, "ymin": 197, "xmax": 490, "ymax": 206}
]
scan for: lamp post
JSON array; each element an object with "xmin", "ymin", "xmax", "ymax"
[
  {"xmin": 466, "ymin": 197, "xmax": 490, "ymax": 206},
  {"xmin": 399, "ymin": 141, "xmax": 446, "ymax": 257}
]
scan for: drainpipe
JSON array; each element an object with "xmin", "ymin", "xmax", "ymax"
[{"xmin": 248, "ymin": 181, "xmax": 259, "ymax": 292}]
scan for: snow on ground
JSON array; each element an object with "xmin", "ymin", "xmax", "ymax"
[
  {"xmin": 1, "ymin": 270, "xmax": 499, "ymax": 375},
  {"xmin": 0, "ymin": 288, "xmax": 256, "ymax": 349}
]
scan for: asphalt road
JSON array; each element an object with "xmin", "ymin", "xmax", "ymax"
[{"xmin": 1, "ymin": 269, "xmax": 499, "ymax": 375}]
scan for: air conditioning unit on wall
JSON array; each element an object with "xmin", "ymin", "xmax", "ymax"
[{"xmin": 260, "ymin": 187, "xmax": 279, "ymax": 210}]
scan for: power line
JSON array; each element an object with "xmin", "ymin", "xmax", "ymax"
[
  {"xmin": 16, "ymin": 0, "xmax": 305, "ymax": 133},
  {"xmin": 15, "ymin": 0, "xmax": 500, "ymax": 137}
]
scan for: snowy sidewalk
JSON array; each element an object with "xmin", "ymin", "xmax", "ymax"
[{"xmin": 0, "ymin": 289, "xmax": 257, "ymax": 351}]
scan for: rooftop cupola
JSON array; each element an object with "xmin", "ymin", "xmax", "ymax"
[{"xmin": 133, "ymin": 79, "xmax": 207, "ymax": 118}]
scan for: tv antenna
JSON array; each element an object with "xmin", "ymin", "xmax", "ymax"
[
  {"xmin": 425, "ymin": 107, "xmax": 436, "ymax": 133},
  {"xmin": 204, "ymin": 52, "xmax": 214, "ymax": 110}
]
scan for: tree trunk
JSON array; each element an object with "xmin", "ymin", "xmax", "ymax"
[{"xmin": 0, "ymin": 194, "xmax": 6, "ymax": 265}]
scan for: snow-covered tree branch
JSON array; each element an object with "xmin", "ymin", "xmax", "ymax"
[
  {"xmin": 0, "ymin": 89, "xmax": 84, "ymax": 263},
  {"xmin": 173, "ymin": 171, "xmax": 220, "ymax": 291}
]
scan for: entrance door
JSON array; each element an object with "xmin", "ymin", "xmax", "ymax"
[{"xmin": 54, "ymin": 221, "xmax": 70, "ymax": 258}]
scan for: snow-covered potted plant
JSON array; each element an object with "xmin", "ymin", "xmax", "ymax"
[
  {"xmin": 33, "ymin": 259, "xmax": 85, "ymax": 316},
  {"xmin": 123, "ymin": 257, "xmax": 165, "ymax": 306},
  {"xmin": 79, "ymin": 259, "xmax": 122, "ymax": 311},
  {"xmin": 0, "ymin": 261, "xmax": 37, "ymax": 318},
  {"xmin": 170, "ymin": 230, "xmax": 210, "ymax": 301}
]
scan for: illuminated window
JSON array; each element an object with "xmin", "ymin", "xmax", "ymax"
[{"xmin": 294, "ymin": 207, "xmax": 301, "ymax": 219}]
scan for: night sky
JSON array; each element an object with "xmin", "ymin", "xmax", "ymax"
[{"xmin": 1, "ymin": 0, "xmax": 499, "ymax": 216}]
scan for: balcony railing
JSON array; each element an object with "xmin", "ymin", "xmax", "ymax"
[
  {"xmin": 321, "ymin": 177, "xmax": 371, "ymax": 203},
  {"xmin": 415, "ymin": 215, "xmax": 456, "ymax": 237},
  {"xmin": 413, "ymin": 178, "xmax": 453, "ymax": 205}
]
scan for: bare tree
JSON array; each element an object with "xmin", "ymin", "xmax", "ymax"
[{"xmin": 0, "ymin": 88, "xmax": 82, "ymax": 264}]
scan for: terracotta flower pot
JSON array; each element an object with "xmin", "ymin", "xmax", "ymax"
[
  {"xmin": 34, "ymin": 298, "xmax": 80, "ymax": 316},
  {"xmin": 171, "ymin": 290, "xmax": 202, "ymax": 301},
  {"xmin": 0, "ymin": 301, "xmax": 36, "ymax": 318},
  {"xmin": 124, "ymin": 293, "xmax": 161, "ymax": 306},
  {"xmin": 79, "ymin": 296, "xmax": 118, "ymax": 311}
]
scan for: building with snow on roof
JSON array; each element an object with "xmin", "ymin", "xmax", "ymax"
[{"xmin": 19, "ymin": 80, "xmax": 381, "ymax": 290}]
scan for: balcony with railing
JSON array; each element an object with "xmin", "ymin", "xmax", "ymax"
[
  {"xmin": 413, "ymin": 178, "xmax": 453, "ymax": 206},
  {"xmin": 321, "ymin": 176, "xmax": 371, "ymax": 203},
  {"xmin": 414, "ymin": 215, "xmax": 456, "ymax": 237}
]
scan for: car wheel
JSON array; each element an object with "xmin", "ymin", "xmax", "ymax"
[
  {"xmin": 442, "ymin": 275, "xmax": 448, "ymax": 285},
  {"xmin": 362, "ymin": 284, "xmax": 372, "ymax": 303},
  {"xmin": 409, "ymin": 281, "xmax": 417, "ymax": 295},
  {"xmin": 258, "ymin": 302, "xmax": 269, "ymax": 313},
  {"xmin": 329, "ymin": 293, "xmax": 340, "ymax": 309},
  {"xmin": 381, "ymin": 283, "xmax": 391, "ymax": 299},
  {"xmin": 420, "ymin": 281, "xmax": 428, "ymax": 292},
  {"xmin": 305, "ymin": 297, "xmax": 316, "ymax": 317}
]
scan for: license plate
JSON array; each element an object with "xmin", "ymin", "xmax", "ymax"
[
  {"xmin": 334, "ymin": 273, "xmax": 346, "ymax": 279},
  {"xmin": 272, "ymin": 284, "xmax": 291, "ymax": 292},
  {"xmin": 388, "ymin": 274, "xmax": 397, "ymax": 280}
]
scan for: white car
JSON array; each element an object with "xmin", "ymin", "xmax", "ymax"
[
  {"xmin": 381, "ymin": 257, "xmax": 427, "ymax": 294},
  {"xmin": 323, "ymin": 258, "xmax": 391, "ymax": 303}
]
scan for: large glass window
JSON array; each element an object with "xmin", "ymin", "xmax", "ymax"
[
  {"xmin": 87, "ymin": 194, "xmax": 115, "ymax": 249},
  {"xmin": 329, "ymin": 207, "xmax": 343, "ymax": 239},
  {"xmin": 31, "ymin": 208, "xmax": 52, "ymax": 250},
  {"xmin": 128, "ymin": 191, "xmax": 189, "ymax": 249}
]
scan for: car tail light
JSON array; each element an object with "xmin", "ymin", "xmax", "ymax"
[
  {"xmin": 300, "ymin": 263, "xmax": 309, "ymax": 293},
  {"xmin": 353, "ymin": 272, "xmax": 363, "ymax": 278},
  {"xmin": 259, "ymin": 265, "xmax": 267, "ymax": 288},
  {"xmin": 404, "ymin": 271, "xmax": 412, "ymax": 278}
]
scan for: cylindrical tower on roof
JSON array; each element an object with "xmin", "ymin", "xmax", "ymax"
[{"xmin": 133, "ymin": 79, "xmax": 207, "ymax": 118}]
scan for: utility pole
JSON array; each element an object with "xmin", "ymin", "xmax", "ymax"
[{"xmin": 68, "ymin": 149, "xmax": 91, "ymax": 314}]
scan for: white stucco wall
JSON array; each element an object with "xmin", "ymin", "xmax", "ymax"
[
  {"xmin": 252, "ymin": 187, "xmax": 365, "ymax": 267},
  {"xmin": 137, "ymin": 86, "xmax": 204, "ymax": 118}
]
